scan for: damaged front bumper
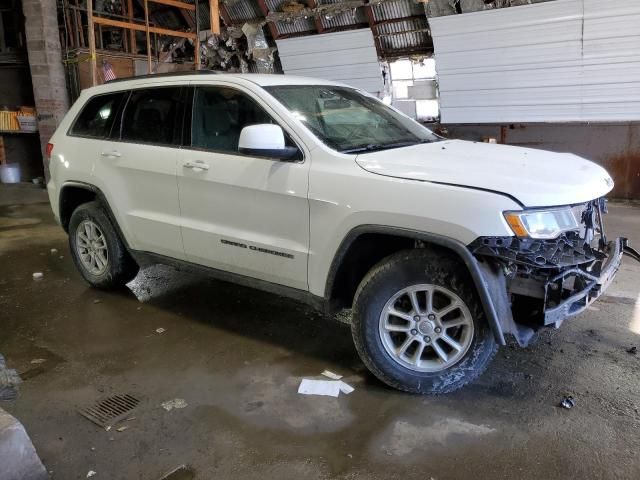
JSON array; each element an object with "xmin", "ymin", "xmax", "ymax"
[
  {"xmin": 469, "ymin": 198, "xmax": 640, "ymax": 345},
  {"xmin": 542, "ymin": 237, "xmax": 632, "ymax": 325}
]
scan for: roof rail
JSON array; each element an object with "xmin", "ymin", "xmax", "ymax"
[{"xmin": 105, "ymin": 70, "xmax": 223, "ymax": 84}]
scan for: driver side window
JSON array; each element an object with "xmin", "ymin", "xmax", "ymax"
[{"xmin": 191, "ymin": 86, "xmax": 275, "ymax": 153}]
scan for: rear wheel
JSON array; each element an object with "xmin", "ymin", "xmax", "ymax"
[
  {"xmin": 69, "ymin": 201, "xmax": 139, "ymax": 289},
  {"xmin": 351, "ymin": 249, "xmax": 497, "ymax": 394}
]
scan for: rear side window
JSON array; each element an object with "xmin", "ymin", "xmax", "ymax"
[
  {"xmin": 70, "ymin": 92, "xmax": 126, "ymax": 138},
  {"xmin": 121, "ymin": 87, "xmax": 182, "ymax": 145}
]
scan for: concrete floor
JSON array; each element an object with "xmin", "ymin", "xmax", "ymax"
[{"xmin": 1, "ymin": 183, "xmax": 640, "ymax": 480}]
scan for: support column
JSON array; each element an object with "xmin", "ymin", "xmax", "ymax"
[{"xmin": 22, "ymin": 0, "xmax": 70, "ymax": 181}]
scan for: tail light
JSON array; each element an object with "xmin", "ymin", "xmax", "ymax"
[{"xmin": 46, "ymin": 143, "xmax": 54, "ymax": 160}]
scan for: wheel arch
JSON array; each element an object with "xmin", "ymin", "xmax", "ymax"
[
  {"xmin": 59, "ymin": 182, "xmax": 99, "ymax": 232},
  {"xmin": 58, "ymin": 182, "xmax": 131, "ymax": 250},
  {"xmin": 325, "ymin": 225, "xmax": 507, "ymax": 345}
]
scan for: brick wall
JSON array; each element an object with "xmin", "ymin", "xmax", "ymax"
[{"xmin": 22, "ymin": 0, "xmax": 70, "ymax": 181}]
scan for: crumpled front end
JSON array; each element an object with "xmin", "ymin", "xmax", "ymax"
[{"xmin": 469, "ymin": 199, "xmax": 640, "ymax": 345}]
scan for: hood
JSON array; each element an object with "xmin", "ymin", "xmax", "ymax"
[{"xmin": 355, "ymin": 140, "xmax": 614, "ymax": 207}]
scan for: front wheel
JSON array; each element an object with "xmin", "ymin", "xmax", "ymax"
[{"xmin": 351, "ymin": 249, "xmax": 497, "ymax": 394}]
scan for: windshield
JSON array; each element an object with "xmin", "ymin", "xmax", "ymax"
[{"xmin": 264, "ymin": 85, "xmax": 440, "ymax": 153}]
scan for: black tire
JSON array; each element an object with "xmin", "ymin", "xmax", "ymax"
[
  {"xmin": 351, "ymin": 249, "xmax": 497, "ymax": 394},
  {"xmin": 68, "ymin": 201, "xmax": 139, "ymax": 289}
]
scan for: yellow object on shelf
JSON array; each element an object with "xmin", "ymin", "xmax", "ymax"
[{"xmin": 0, "ymin": 111, "xmax": 20, "ymax": 132}]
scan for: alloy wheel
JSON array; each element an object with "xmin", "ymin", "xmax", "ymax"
[
  {"xmin": 378, "ymin": 284, "xmax": 474, "ymax": 372},
  {"xmin": 75, "ymin": 219, "xmax": 109, "ymax": 276}
]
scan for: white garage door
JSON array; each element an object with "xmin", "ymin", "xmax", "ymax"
[
  {"xmin": 276, "ymin": 29, "xmax": 384, "ymax": 94},
  {"xmin": 430, "ymin": 0, "xmax": 640, "ymax": 123}
]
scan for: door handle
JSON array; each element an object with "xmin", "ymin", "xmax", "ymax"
[
  {"xmin": 100, "ymin": 150, "xmax": 121, "ymax": 158},
  {"xmin": 183, "ymin": 160, "xmax": 210, "ymax": 172}
]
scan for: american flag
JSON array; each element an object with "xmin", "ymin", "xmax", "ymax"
[{"xmin": 102, "ymin": 61, "xmax": 116, "ymax": 82}]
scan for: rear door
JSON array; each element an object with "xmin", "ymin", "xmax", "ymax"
[
  {"xmin": 94, "ymin": 85, "xmax": 187, "ymax": 260},
  {"xmin": 177, "ymin": 83, "xmax": 310, "ymax": 290}
]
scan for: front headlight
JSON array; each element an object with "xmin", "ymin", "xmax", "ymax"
[{"xmin": 504, "ymin": 208, "xmax": 580, "ymax": 239}]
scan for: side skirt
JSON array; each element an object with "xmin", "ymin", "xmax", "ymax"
[{"xmin": 129, "ymin": 250, "xmax": 328, "ymax": 313}]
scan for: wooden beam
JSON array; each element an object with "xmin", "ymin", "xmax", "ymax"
[
  {"xmin": 148, "ymin": 0, "xmax": 195, "ymax": 11},
  {"xmin": 276, "ymin": 23, "xmax": 369, "ymax": 40},
  {"xmin": 0, "ymin": 137, "xmax": 5, "ymax": 165},
  {"xmin": 127, "ymin": 0, "xmax": 136, "ymax": 53},
  {"xmin": 255, "ymin": 0, "xmax": 279, "ymax": 40},
  {"xmin": 63, "ymin": 1, "xmax": 75, "ymax": 48},
  {"xmin": 305, "ymin": 0, "xmax": 324, "ymax": 33},
  {"xmin": 180, "ymin": 9, "xmax": 196, "ymax": 28},
  {"xmin": 210, "ymin": 0, "xmax": 220, "ymax": 35},
  {"xmin": 143, "ymin": 0, "xmax": 152, "ymax": 73},
  {"xmin": 219, "ymin": 2, "xmax": 233, "ymax": 27},
  {"xmin": 364, "ymin": 5, "xmax": 382, "ymax": 58},
  {"xmin": 375, "ymin": 15, "xmax": 428, "ymax": 27},
  {"xmin": 87, "ymin": 0, "xmax": 97, "ymax": 85},
  {"xmin": 92, "ymin": 16, "xmax": 197, "ymax": 40},
  {"xmin": 194, "ymin": 0, "xmax": 200, "ymax": 69},
  {"xmin": 73, "ymin": 10, "xmax": 81, "ymax": 47}
]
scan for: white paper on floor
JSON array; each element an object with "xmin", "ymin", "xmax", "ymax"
[
  {"xmin": 298, "ymin": 379, "xmax": 354, "ymax": 397},
  {"xmin": 321, "ymin": 370, "xmax": 343, "ymax": 380},
  {"xmin": 161, "ymin": 398, "xmax": 188, "ymax": 411},
  {"xmin": 338, "ymin": 381, "xmax": 354, "ymax": 394}
]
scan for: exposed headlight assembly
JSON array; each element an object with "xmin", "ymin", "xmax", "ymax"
[{"xmin": 504, "ymin": 208, "xmax": 580, "ymax": 239}]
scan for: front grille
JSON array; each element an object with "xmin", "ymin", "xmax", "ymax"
[{"xmin": 471, "ymin": 233, "xmax": 597, "ymax": 268}]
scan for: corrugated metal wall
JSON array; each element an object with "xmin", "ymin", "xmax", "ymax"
[
  {"xmin": 276, "ymin": 30, "xmax": 384, "ymax": 94},
  {"xmin": 430, "ymin": 0, "xmax": 640, "ymax": 123}
]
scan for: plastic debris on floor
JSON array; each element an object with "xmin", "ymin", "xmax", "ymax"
[
  {"xmin": 560, "ymin": 396, "xmax": 576, "ymax": 409},
  {"xmin": 32, "ymin": 272, "xmax": 43, "ymax": 280},
  {"xmin": 298, "ymin": 377, "xmax": 354, "ymax": 398},
  {"xmin": 159, "ymin": 464, "xmax": 196, "ymax": 480},
  {"xmin": 161, "ymin": 398, "xmax": 188, "ymax": 411}
]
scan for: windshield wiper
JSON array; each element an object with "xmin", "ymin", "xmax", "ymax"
[{"xmin": 342, "ymin": 140, "xmax": 429, "ymax": 154}]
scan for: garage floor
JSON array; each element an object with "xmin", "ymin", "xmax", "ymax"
[{"xmin": 1, "ymin": 184, "xmax": 640, "ymax": 480}]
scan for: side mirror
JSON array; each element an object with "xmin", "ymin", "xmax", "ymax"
[{"xmin": 238, "ymin": 124, "xmax": 300, "ymax": 161}]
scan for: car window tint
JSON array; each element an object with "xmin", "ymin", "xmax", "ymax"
[
  {"xmin": 70, "ymin": 92, "xmax": 126, "ymax": 138},
  {"xmin": 121, "ymin": 87, "xmax": 182, "ymax": 145},
  {"xmin": 192, "ymin": 86, "xmax": 278, "ymax": 153}
]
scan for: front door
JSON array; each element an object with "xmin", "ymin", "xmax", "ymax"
[{"xmin": 177, "ymin": 85, "xmax": 310, "ymax": 290}]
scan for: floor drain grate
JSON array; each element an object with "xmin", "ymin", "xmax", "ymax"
[{"xmin": 79, "ymin": 394, "xmax": 140, "ymax": 428}]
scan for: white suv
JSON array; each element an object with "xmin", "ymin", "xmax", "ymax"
[{"xmin": 46, "ymin": 72, "xmax": 639, "ymax": 394}]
